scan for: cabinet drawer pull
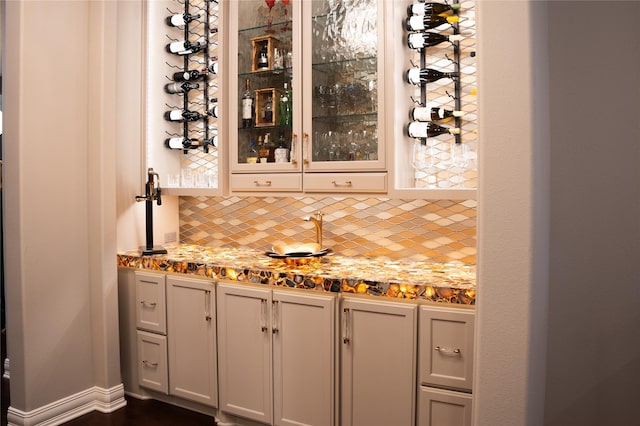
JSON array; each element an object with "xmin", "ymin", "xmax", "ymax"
[
  {"xmin": 253, "ymin": 180, "xmax": 272, "ymax": 187},
  {"xmin": 332, "ymin": 180, "xmax": 353, "ymax": 187},
  {"xmin": 434, "ymin": 346, "xmax": 461, "ymax": 356},
  {"xmin": 142, "ymin": 360, "xmax": 158, "ymax": 368},
  {"xmin": 140, "ymin": 300, "xmax": 157, "ymax": 307}
]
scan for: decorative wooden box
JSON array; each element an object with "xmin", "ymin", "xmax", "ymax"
[
  {"xmin": 250, "ymin": 35, "xmax": 280, "ymax": 72},
  {"xmin": 254, "ymin": 88, "xmax": 278, "ymax": 127}
]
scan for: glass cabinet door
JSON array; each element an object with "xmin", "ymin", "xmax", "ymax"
[
  {"xmin": 304, "ymin": 0, "xmax": 384, "ymax": 171},
  {"xmin": 231, "ymin": 0, "xmax": 297, "ymax": 172},
  {"xmin": 230, "ymin": 0, "xmax": 384, "ymax": 175}
]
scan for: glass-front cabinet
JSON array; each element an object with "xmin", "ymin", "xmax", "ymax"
[{"xmin": 229, "ymin": 0, "xmax": 387, "ymax": 194}]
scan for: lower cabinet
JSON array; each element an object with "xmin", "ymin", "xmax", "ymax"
[
  {"xmin": 417, "ymin": 387, "xmax": 472, "ymax": 426},
  {"xmin": 417, "ymin": 304, "xmax": 475, "ymax": 426},
  {"xmin": 340, "ymin": 296, "xmax": 417, "ymax": 426},
  {"xmin": 166, "ymin": 275, "xmax": 218, "ymax": 407},
  {"xmin": 216, "ymin": 281, "xmax": 336, "ymax": 426}
]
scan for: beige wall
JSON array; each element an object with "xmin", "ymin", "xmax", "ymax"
[{"xmin": 3, "ymin": 0, "xmax": 121, "ymax": 413}]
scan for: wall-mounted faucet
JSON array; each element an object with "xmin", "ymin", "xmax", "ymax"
[{"xmin": 303, "ymin": 211, "xmax": 324, "ymax": 248}]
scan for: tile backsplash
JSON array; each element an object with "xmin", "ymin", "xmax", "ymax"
[{"xmin": 179, "ymin": 196, "xmax": 476, "ymax": 264}]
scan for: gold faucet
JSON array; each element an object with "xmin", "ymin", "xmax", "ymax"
[{"xmin": 303, "ymin": 211, "xmax": 324, "ymax": 248}]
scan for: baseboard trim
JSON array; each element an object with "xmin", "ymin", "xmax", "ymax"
[{"xmin": 7, "ymin": 383, "xmax": 126, "ymax": 426}]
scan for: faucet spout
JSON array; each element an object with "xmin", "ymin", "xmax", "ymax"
[{"xmin": 303, "ymin": 211, "xmax": 324, "ymax": 248}]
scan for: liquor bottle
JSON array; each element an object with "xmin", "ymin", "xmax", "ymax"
[
  {"xmin": 165, "ymin": 13, "xmax": 200, "ymax": 27},
  {"xmin": 257, "ymin": 42, "xmax": 269, "ymax": 69},
  {"xmin": 263, "ymin": 95, "xmax": 273, "ymax": 123},
  {"xmin": 407, "ymin": 32, "xmax": 463, "ymax": 49},
  {"xmin": 246, "ymin": 140, "xmax": 259, "ymax": 163},
  {"xmin": 164, "ymin": 109, "xmax": 203, "ymax": 122},
  {"xmin": 406, "ymin": 67, "xmax": 457, "ymax": 85},
  {"xmin": 241, "ymin": 79, "xmax": 254, "ymax": 128},
  {"xmin": 166, "ymin": 40, "xmax": 206, "ymax": 55},
  {"xmin": 172, "ymin": 69, "xmax": 204, "ymax": 82},
  {"xmin": 208, "ymin": 98, "xmax": 219, "ymax": 118},
  {"xmin": 407, "ymin": 121, "xmax": 460, "ymax": 138},
  {"xmin": 164, "ymin": 81, "xmax": 200, "ymax": 94},
  {"xmin": 407, "ymin": 2, "xmax": 460, "ymax": 17},
  {"xmin": 258, "ymin": 134, "xmax": 270, "ymax": 162},
  {"xmin": 165, "ymin": 137, "xmax": 198, "ymax": 150},
  {"xmin": 411, "ymin": 106, "xmax": 465, "ymax": 122},
  {"xmin": 405, "ymin": 14, "xmax": 459, "ymax": 31},
  {"xmin": 278, "ymin": 82, "xmax": 292, "ymax": 126}
]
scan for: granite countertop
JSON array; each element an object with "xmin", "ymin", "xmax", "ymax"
[{"xmin": 117, "ymin": 244, "xmax": 476, "ymax": 305}]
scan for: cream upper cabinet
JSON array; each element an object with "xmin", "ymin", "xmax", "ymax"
[{"xmin": 228, "ymin": 0, "xmax": 387, "ymax": 194}]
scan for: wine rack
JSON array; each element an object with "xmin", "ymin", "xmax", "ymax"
[
  {"xmin": 161, "ymin": 0, "xmax": 220, "ymax": 189},
  {"xmin": 404, "ymin": 0, "xmax": 477, "ymax": 190}
]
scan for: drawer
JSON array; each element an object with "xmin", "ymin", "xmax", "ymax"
[
  {"xmin": 137, "ymin": 330, "xmax": 168, "ymax": 394},
  {"xmin": 417, "ymin": 386, "xmax": 472, "ymax": 426},
  {"xmin": 418, "ymin": 305, "xmax": 475, "ymax": 391},
  {"xmin": 231, "ymin": 173, "xmax": 302, "ymax": 192},
  {"xmin": 303, "ymin": 172, "xmax": 387, "ymax": 193},
  {"xmin": 135, "ymin": 271, "xmax": 167, "ymax": 334}
]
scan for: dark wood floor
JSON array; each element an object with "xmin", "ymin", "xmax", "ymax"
[{"xmin": 1, "ymin": 329, "xmax": 216, "ymax": 426}]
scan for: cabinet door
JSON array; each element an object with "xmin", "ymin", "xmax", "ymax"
[
  {"xmin": 135, "ymin": 271, "xmax": 166, "ymax": 334},
  {"xmin": 166, "ymin": 276, "xmax": 218, "ymax": 407},
  {"xmin": 303, "ymin": 0, "xmax": 386, "ymax": 172},
  {"xmin": 273, "ymin": 290, "xmax": 336, "ymax": 426},
  {"xmin": 217, "ymin": 282, "xmax": 273, "ymax": 424},
  {"xmin": 137, "ymin": 330, "xmax": 168, "ymax": 394},
  {"xmin": 419, "ymin": 306, "xmax": 475, "ymax": 391},
  {"xmin": 341, "ymin": 297, "xmax": 417, "ymax": 426},
  {"xmin": 417, "ymin": 386, "xmax": 472, "ymax": 426}
]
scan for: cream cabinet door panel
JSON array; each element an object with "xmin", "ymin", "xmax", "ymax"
[
  {"xmin": 137, "ymin": 330, "xmax": 168, "ymax": 394},
  {"xmin": 273, "ymin": 290, "xmax": 336, "ymax": 426},
  {"xmin": 417, "ymin": 387, "xmax": 472, "ymax": 426},
  {"xmin": 217, "ymin": 282, "xmax": 273, "ymax": 424},
  {"xmin": 167, "ymin": 276, "xmax": 218, "ymax": 407}
]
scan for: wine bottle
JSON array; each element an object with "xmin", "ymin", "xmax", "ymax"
[
  {"xmin": 203, "ymin": 135, "xmax": 218, "ymax": 148},
  {"xmin": 208, "ymin": 57, "xmax": 219, "ymax": 74},
  {"xmin": 164, "ymin": 109, "xmax": 203, "ymax": 122},
  {"xmin": 411, "ymin": 106, "xmax": 465, "ymax": 122},
  {"xmin": 241, "ymin": 79, "xmax": 254, "ymax": 128},
  {"xmin": 407, "ymin": 121, "xmax": 460, "ymax": 138},
  {"xmin": 278, "ymin": 82, "xmax": 292, "ymax": 126},
  {"xmin": 407, "ymin": 32, "xmax": 463, "ymax": 49},
  {"xmin": 165, "ymin": 13, "xmax": 200, "ymax": 27},
  {"xmin": 406, "ymin": 67, "xmax": 457, "ymax": 85},
  {"xmin": 257, "ymin": 42, "xmax": 269, "ymax": 69},
  {"xmin": 166, "ymin": 40, "xmax": 206, "ymax": 55},
  {"xmin": 164, "ymin": 81, "xmax": 200, "ymax": 94},
  {"xmin": 407, "ymin": 2, "xmax": 460, "ymax": 17},
  {"xmin": 172, "ymin": 69, "xmax": 204, "ymax": 82},
  {"xmin": 165, "ymin": 137, "xmax": 198, "ymax": 150},
  {"xmin": 405, "ymin": 14, "xmax": 458, "ymax": 31},
  {"xmin": 263, "ymin": 95, "xmax": 273, "ymax": 123},
  {"xmin": 208, "ymin": 98, "xmax": 219, "ymax": 118}
]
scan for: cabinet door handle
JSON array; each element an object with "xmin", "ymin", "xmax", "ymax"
[
  {"xmin": 291, "ymin": 134, "xmax": 298, "ymax": 165},
  {"xmin": 253, "ymin": 180, "xmax": 272, "ymax": 187},
  {"xmin": 142, "ymin": 360, "xmax": 158, "ymax": 368},
  {"xmin": 303, "ymin": 132, "xmax": 310, "ymax": 165},
  {"xmin": 434, "ymin": 346, "xmax": 461, "ymax": 356},
  {"xmin": 140, "ymin": 300, "xmax": 157, "ymax": 307},
  {"xmin": 204, "ymin": 290, "xmax": 212, "ymax": 321},
  {"xmin": 332, "ymin": 180, "xmax": 353, "ymax": 187},
  {"xmin": 272, "ymin": 300, "xmax": 279, "ymax": 334},
  {"xmin": 342, "ymin": 308, "xmax": 350, "ymax": 344},
  {"xmin": 260, "ymin": 298, "xmax": 268, "ymax": 332}
]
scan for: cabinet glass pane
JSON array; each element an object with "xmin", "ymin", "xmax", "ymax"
[
  {"xmin": 237, "ymin": 0, "xmax": 294, "ymax": 164},
  {"xmin": 310, "ymin": 0, "xmax": 378, "ymax": 162}
]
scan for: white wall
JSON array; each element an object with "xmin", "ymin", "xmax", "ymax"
[{"xmin": 476, "ymin": 1, "xmax": 640, "ymax": 425}]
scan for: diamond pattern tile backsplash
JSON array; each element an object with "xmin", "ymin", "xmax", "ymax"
[{"xmin": 179, "ymin": 196, "xmax": 476, "ymax": 264}]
